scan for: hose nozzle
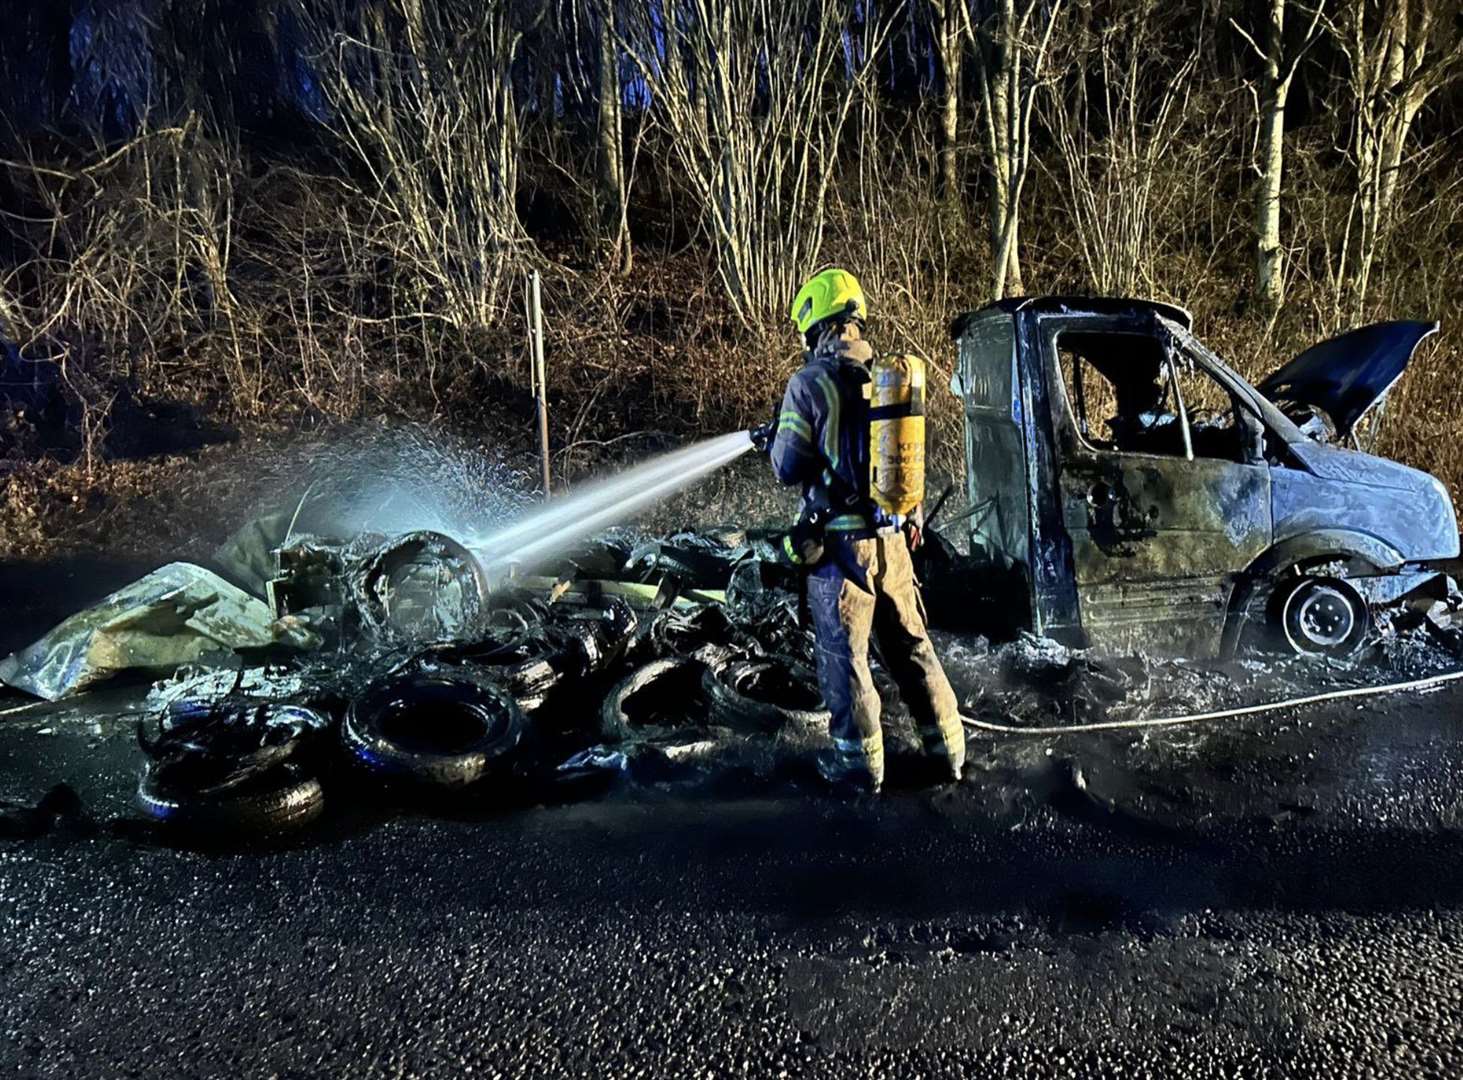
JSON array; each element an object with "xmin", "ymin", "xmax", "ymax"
[{"xmin": 748, "ymin": 421, "xmax": 775, "ymax": 455}]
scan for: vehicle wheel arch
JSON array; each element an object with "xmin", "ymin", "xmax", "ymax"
[{"xmin": 1220, "ymin": 530, "xmax": 1402, "ymax": 656}]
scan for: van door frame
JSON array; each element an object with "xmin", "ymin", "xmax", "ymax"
[
  {"xmin": 1012, "ymin": 309, "xmax": 1083, "ymax": 642},
  {"xmin": 1030, "ymin": 309, "xmax": 1274, "ymax": 654}
]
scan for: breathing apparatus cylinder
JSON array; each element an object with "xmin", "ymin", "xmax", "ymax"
[{"xmin": 868, "ymin": 354, "xmax": 926, "ymax": 517}]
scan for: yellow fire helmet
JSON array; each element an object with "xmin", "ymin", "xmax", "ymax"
[{"xmin": 789, "ymin": 268, "xmax": 867, "ymax": 335}]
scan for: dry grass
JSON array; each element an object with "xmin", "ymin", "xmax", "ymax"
[{"xmin": 2, "ymin": 59, "xmax": 1460, "ymax": 560}]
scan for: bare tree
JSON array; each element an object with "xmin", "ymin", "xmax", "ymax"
[
  {"xmin": 1042, "ymin": 1, "xmax": 1200, "ymax": 297},
  {"xmin": 593, "ymin": 0, "xmax": 632, "ymax": 274},
  {"xmin": 927, "ymin": 0, "xmax": 964, "ymax": 202},
  {"xmin": 1325, "ymin": 0, "xmax": 1463, "ymax": 319},
  {"xmin": 619, "ymin": 0, "xmax": 892, "ymax": 326},
  {"xmin": 312, "ymin": 0, "xmax": 533, "ymax": 329},
  {"xmin": 1233, "ymin": 0, "xmax": 1326, "ymax": 310},
  {"xmin": 962, "ymin": 0, "xmax": 1068, "ymax": 300}
]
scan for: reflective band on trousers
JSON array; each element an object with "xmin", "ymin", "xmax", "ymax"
[{"xmin": 832, "ymin": 734, "xmax": 881, "ymax": 756}]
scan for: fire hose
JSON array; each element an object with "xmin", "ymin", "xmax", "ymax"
[
  {"xmin": 6, "ymin": 662, "xmax": 1462, "ymax": 742},
  {"xmin": 960, "ymin": 667, "xmax": 1463, "ymax": 736}
]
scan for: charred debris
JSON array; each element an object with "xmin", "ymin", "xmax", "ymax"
[
  {"xmin": 1, "ymin": 511, "xmax": 1460, "ymax": 841},
  {"xmin": 5, "ymin": 298, "xmax": 1463, "ymax": 838},
  {"xmin": 102, "ymin": 524, "xmax": 842, "ymax": 836}
]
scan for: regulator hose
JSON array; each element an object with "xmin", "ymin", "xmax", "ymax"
[{"xmin": 961, "ymin": 667, "xmax": 1463, "ymax": 737}]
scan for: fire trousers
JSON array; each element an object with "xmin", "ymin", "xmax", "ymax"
[{"xmin": 806, "ymin": 535, "xmax": 964, "ymax": 787}]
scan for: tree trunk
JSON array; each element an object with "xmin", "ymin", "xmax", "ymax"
[
  {"xmin": 596, "ymin": 0, "xmax": 631, "ymax": 274},
  {"xmin": 995, "ymin": 0, "xmax": 1024, "ymax": 297},
  {"xmin": 979, "ymin": 0, "xmax": 1019, "ymax": 298},
  {"xmin": 932, "ymin": 0, "xmax": 961, "ymax": 202},
  {"xmin": 1254, "ymin": 0, "xmax": 1287, "ymax": 309},
  {"xmin": 1331, "ymin": 0, "xmax": 1457, "ymax": 318},
  {"xmin": 1004, "ymin": 210, "xmax": 1024, "ymax": 295}
]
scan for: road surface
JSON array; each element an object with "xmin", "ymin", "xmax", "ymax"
[{"xmin": 3, "ymin": 559, "xmax": 1463, "ymax": 1077}]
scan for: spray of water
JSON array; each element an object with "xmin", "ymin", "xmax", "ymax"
[
  {"xmin": 267, "ymin": 426, "xmax": 536, "ymax": 544},
  {"xmin": 471, "ymin": 431, "xmax": 754, "ymax": 577},
  {"xmin": 227, "ymin": 426, "xmax": 754, "ymax": 590}
]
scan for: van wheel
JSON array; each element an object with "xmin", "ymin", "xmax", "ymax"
[{"xmin": 1273, "ymin": 576, "xmax": 1369, "ymax": 658}]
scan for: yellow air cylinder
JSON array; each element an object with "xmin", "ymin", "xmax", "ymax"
[{"xmin": 868, "ymin": 353, "xmax": 926, "ymax": 517}]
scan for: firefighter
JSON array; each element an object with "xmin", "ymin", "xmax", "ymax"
[{"xmin": 757, "ymin": 268, "xmax": 964, "ymax": 794}]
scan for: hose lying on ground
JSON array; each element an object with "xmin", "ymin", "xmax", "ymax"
[{"xmin": 961, "ymin": 667, "xmax": 1463, "ymax": 736}]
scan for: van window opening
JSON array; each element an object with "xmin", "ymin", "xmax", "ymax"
[{"xmin": 1056, "ymin": 329, "xmax": 1247, "ymax": 464}]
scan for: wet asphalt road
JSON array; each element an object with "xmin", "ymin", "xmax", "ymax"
[
  {"xmin": 4, "ymin": 673, "xmax": 1463, "ymax": 1079},
  {"xmin": 4, "ymin": 558, "xmax": 1463, "ymax": 1076}
]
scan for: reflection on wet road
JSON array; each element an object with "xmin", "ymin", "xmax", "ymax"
[{"xmin": 3, "ymin": 673, "xmax": 1463, "ymax": 1076}]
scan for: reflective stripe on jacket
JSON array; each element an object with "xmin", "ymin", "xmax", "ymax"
[{"xmin": 769, "ymin": 353, "xmax": 875, "ymax": 536}]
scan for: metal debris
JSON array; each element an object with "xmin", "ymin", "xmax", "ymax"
[
  {"xmin": 557, "ymin": 746, "xmax": 630, "ymax": 776},
  {"xmin": 145, "ymin": 665, "xmax": 317, "ymax": 714},
  {"xmin": 0, "ymin": 562, "xmax": 307, "ymax": 701},
  {"xmin": 13, "ymin": 519, "xmax": 1463, "ymax": 838},
  {"xmin": 956, "ymin": 589, "xmax": 1463, "ymax": 732},
  {"xmin": 137, "ymin": 699, "xmax": 331, "ymax": 795}
]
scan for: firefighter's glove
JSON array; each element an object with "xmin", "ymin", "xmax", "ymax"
[
  {"xmin": 784, "ymin": 516, "xmax": 826, "ymax": 568},
  {"xmin": 749, "ymin": 420, "xmax": 776, "ymax": 456}
]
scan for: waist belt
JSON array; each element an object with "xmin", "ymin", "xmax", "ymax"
[{"xmin": 825, "ymin": 517, "xmax": 901, "ymax": 538}]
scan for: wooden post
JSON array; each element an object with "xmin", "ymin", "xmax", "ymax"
[{"xmin": 528, "ymin": 270, "xmax": 551, "ymax": 497}]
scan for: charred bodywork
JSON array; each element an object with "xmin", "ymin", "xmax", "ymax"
[{"xmin": 949, "ymin": 297, "xmax": 1458, "ymax": 657}]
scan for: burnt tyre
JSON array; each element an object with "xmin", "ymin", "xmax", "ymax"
[
  {"xmin": 343, "ymin": 667, "xmax": 526, "ymax": 788},
  {"xmin": 702, "ymin": 657, "xmax": 830, "ymax": 734},
  {"xmin": 352, "ymin": 530, "xmax": 489, "ymax": 643},
  {"xmin": 600, "ymin": 657, "xmax": 713, "ymax": 742},
  {"xmin": 1273, "ymin": 575, "xmax": 1370, "ymax": 658},
  {"xmin": 136, "ymin": 762, "xmax": 324, "ymax": 836}
]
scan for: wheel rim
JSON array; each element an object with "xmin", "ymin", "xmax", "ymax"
[{"xmin": 1281, "ymin": 579, "xmax": 1363, "ymax": 655}]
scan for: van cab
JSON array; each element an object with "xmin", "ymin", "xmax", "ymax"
[{"xmin": 949, "ymin": 297, "xmax": 1457, "ymax": 657}]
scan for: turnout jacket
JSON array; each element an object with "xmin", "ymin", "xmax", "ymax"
[{"xmin": 769, "ymin": 344, "xmax": 878, "ymax": 538}]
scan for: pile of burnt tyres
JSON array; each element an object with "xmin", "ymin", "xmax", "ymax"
[{"xmin": 132, "ymin": 528, "xmax": 830, "ymax": 838}]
